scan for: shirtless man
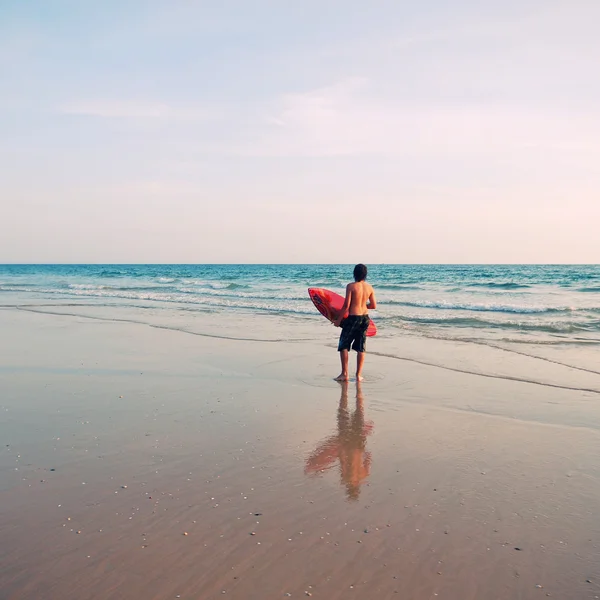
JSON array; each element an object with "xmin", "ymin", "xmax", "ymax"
[{"xmin": 333, "ymin": 264, "xmax": 377, "ymax": 382}]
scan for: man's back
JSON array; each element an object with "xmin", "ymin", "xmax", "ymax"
[
  {"xmin": 347, "ymin": 281, "xmax": 375, "ymax": 316},
  {"xmin": 334, "ymin": 263, "xmax": 375, "ymax": 381}
]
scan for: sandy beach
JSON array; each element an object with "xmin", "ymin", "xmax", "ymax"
[{"xmin": 1, "ymin": 301, "xmax": 600, "ymax": 600}]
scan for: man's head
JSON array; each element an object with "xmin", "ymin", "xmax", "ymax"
[{"xmin": 353, "ymin": 263, "xmax": 368, "ymax": 282}]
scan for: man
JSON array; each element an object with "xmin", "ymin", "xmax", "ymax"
[{"xmin": 333, "ymin": 264, "xmax": 377, "ymax": 382}]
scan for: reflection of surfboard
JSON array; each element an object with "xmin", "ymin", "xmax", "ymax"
[{"xmin": 308, "ymin": 288, "xmax": 377, "ymax": 337}]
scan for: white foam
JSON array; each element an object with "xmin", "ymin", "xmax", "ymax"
[{"xmin": 399, "ymin": 299, "xmax": 574, "ymax": 314}]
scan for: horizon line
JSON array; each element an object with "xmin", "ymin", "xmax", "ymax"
[{"xmin": 1, "ymin": 263, "xmax": 599, "ymax": 267}]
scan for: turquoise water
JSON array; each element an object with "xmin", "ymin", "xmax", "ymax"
[{"xmin": 1, "ymin": 264, "xmax": 599, "ymax": 345}]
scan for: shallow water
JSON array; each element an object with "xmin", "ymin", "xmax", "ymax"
[{"xmin": 1, "ymin": 264, "xmax": 600, "ymax": 348}]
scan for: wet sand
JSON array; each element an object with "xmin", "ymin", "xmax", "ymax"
[{"xmin": 1, "ymin": 305, "xmax": 600, "ymax": 599}]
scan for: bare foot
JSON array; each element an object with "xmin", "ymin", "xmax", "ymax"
[
  {"xmin": 334, "ymin": 374, "xmax": 349, "ymax": 382},
  {"xmin": 356, "ymin": 375, "xmax": 364, "ymax": 382}
]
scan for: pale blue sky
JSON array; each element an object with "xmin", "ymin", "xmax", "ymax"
[{"xmin": 1, "ymin": 0, "xmax": 599, "ymax": 263}]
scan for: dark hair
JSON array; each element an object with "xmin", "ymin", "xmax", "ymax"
[{"xmin": 353, "ymin": 264, "xmax": 367, "ymax": 281}]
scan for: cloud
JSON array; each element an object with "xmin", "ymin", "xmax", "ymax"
[
  {"xmin": 238, "ymin": 78, "xmax": 600, "ymax": 161},
  {"xmin": 59, "ymin": 100, "xmax": 215, "ymax": 120},
  {"xmin": 105, "ymin": 180, "xmax": 207, "ymax": 196}
]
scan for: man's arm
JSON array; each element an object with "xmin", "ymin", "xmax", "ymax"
[
  {"xmin": 367, "ymin": 287, "xmax": 377, "ymax": 310},
  {"xmin": 334, "ymin": 284, "xmax": 352, "ymax": 327}
]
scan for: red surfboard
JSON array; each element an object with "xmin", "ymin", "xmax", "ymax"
[{"xmin": 308, "ymin": 288, "xmax": 377, "ymax": 337}]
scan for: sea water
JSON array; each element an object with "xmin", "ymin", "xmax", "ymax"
[{"xmin": 1, "ymin": 264, "xmax": 599, "ymax": 346}]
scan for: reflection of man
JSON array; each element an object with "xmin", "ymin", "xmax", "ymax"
[{"xmin": 305, "ymin": 381, "xmax": 373, "ymax": 501}]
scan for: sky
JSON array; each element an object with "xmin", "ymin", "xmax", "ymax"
[{"xmin": 1, "ymin": 0, "xmax": 599, "ymax": 263}]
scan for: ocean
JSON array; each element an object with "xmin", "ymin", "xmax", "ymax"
[{"xmin": 1, "ymin": 264, "xmax": 599, "ymax": 347}]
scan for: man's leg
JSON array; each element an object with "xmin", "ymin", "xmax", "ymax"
[
  {"xmin": 335, "ymin": 349, "xmax": 349, "ymax": 381},
  {"xmin": 356, "ymin": 351, "xmax": 365, "ymax": 381},
  {"xmin": 354, "ymin": 317, "xmax": 369, "ymax": 381}
]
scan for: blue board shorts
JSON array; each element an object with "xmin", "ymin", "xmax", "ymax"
[{"xmin": 338, "ymin": 315, "xmax": 370, "ymax": 353}]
